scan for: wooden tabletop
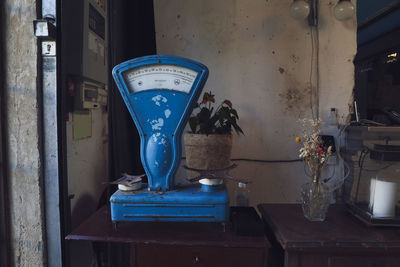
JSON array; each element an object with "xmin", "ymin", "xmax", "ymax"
[
  {"xmin": 257, "ymin": 204, "xmax": 400, "ymax": 251},
  {"xmin": 66, "ymin": 205, "xmax": 269, "ymax": 248}
]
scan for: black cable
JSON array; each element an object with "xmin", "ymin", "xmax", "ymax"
[
  {"xmin": 315, "ymin": 19, "xmax": 320, "ymax": 120},
  {"xmin": 358, "ymin": 148, "xmax": 369, "ymax": 168},
  {"xmin": 181, "ymin": 157, "xmax": 302, "ymax": 163},
  {"xmin": 354, "ymin": 149, "xmax": 369, "ymax": 202},
  {"xmin": 356, "ymin": 146, "xmax": 392, "ymax": 172},
  {"xmin": 231, "ymin": 158, "xmax": 302, "ymax": 163},
  {"xmin": 309, "ymin": 26, "xmax": 315, "ymax": 120}
]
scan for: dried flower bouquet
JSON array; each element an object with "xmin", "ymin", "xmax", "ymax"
[{"xmin": 296, "ymin": 119, "xmax": 332, "ymax": 183}]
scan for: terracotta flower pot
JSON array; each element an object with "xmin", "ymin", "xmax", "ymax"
[{"xmin": 183, "ymin": 133, "xmax": 232, "ymax": 184}]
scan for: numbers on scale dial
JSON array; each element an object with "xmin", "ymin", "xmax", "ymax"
[{"xmin": 123, "ymin": 64, "xmax": 198, "ymax": 94}]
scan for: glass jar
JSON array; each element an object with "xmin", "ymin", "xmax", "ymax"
[
  {"xmin": 301, "ymin": 180, "xmax": 330, "ymax": 221},
  {"xmin": 234, "ymin": 182, "xmax": 249, "ymax": 207}
]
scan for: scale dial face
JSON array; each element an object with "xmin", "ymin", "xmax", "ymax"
[{"xmin": 122, "ymin": 64, "xmax": 198, "ymax": 94}]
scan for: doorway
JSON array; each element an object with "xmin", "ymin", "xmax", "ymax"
[{"xmin": 60, "ymin": 0, "xmax": 156, "ymax": 266}]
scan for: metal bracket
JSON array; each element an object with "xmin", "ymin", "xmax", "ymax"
[
  {"xmin": 308, "ymin": 0, "xmax": 319, "ymax": 27},
  {"xmin": 184, "ymin": 164, "xmax": 250, "ymax": 184}
]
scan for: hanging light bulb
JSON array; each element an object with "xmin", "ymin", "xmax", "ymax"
[
  {"xmin": 334, "ymin": 0, "xmax": 355, "ymax": 21},
  {"xmin": 290, "ymin": 0, "xmax": 310, "ymax": 20}
]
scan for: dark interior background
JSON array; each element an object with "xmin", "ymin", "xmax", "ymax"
[
  {"xmin": 354, "ymin": 1, "xmax": 400, "ymax": 123},
  {"xmin": 0, "ymin": 0, "xmax": 11, "ymax": 265},
  {"xmin": 107, "ymin": 1, "xmax": 156, "ymax": 266},
  {"xmin": 107, "ymin": 0, "xmax": 156, "ymax": 184}
]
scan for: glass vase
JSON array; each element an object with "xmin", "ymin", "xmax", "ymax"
[{"xmin": 301, "ymin": 180, "xmax": 330, "ymax": 221}]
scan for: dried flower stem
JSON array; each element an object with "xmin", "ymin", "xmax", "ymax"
[{"xmin": 298, "ymin": 119, "xmax": 332, "ymax": 183}]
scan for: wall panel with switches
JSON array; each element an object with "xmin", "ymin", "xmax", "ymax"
[
  {"xmin": 63, "ymin": 0, "xmax": 108, "ymax": 111},
  {"xmin": 67, "ymin": 77, "xmax": 107, "ymax": 110}
]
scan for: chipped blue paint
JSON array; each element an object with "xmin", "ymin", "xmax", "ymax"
[
  {"xmin": 164, "ymin": 109, "xmax": 171, "ymax": 118},
  {"xmin": 150, "ymin": 118, "xmax": 164, "ymax": 130},
  {"xmin": 152, "ymin": 94, "xmax": 168, "ymax": 106},
  {"xmin": 110, "ymin": 185, "xmax": 229, "ymax": 222}
]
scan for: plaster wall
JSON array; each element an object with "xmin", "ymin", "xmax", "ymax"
[
  {"xmin": 66, "ymin": 109, "xmax": 108, "ymax": 266},
  {"xmin": 66, "ymin": 110, "xmax": 108, "ymax": 229},
  {"xmin": 4, "ymin": 0, "xmax": 46, "ymax": 265},
  {"xmin": 154, "ymin": 0, "xmax": 357, "ymax": 204}
]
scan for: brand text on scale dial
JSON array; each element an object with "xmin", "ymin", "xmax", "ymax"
[{"xmin": 124, "ymin": 64, "xmax": 198, "ymax": 94}]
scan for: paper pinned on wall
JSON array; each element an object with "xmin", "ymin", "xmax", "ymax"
[
  {"xmin": 73, "ymin": 110, "xmax": 92, "ymax": 140},
  {"xmin": 88, "ymin": 31, "xmax": 98, "ymax": 54},
  {"xmin": 88, "ymin": 31, "xmax": 105, "ymax": 59},
  {"xmin": 98, "ymin": 42, "xmax": 104, "ymax": 59}
]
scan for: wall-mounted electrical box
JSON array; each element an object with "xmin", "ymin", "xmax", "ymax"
[
  {"xmin": 78, "ymin": 79, "xmax": 107, "ymax": 109},
  {"xmin": 67, "ymin": 76, "xmax": 107, "ymax": 110},
  {"xmin": 62, "ymin": 0, "xmax": 108, "ymax": 84}
]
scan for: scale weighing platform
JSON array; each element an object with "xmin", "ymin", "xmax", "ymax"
[{"xmin": 110, "ymin": 55, "xmax": 229, "ymax": 222}]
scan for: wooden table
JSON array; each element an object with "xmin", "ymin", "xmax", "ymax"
[
  {"xmin": 257, "ymin": 204, "xmax": 400, "ymax": 267},
  {"xmin": 66, "ymin": 205, "xmax": 269, "ymax": 267}
]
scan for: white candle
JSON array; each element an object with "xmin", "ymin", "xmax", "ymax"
[{"xmin": 370, "ymin": 178, "xmax": 398, "ymax": 217}]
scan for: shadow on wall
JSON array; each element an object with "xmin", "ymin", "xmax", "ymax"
[{"xmin": 70, "ymin": 193, "xmax": 97, "ymax": 229}]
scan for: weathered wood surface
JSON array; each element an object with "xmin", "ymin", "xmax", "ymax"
[
  {"xmin": 66, "ymin": 205, "xmax": 268, "ymax": 248},
  {"xmin": 258, "ymin": 204, "xmax": 400, "ymax": 267},
  {"xmin": 258, "ymin": 204, "xmax": 400, "ymax": 251},
  {"xmin": 67, "ymin": 205, "xmax": 270, "ymax": 267}
]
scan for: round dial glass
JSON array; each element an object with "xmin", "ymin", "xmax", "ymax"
[{"xmin": 122, "ymin": 64, "xmax": 198, "ymax": 94}]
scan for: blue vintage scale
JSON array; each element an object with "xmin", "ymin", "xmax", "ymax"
[{"xmin": 110, "ymin": 55, "xmax": 229, "ymax": 222}]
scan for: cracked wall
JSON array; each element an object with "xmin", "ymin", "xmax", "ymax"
[
  {"xmin": 5, "ymin": 0, "xmax": 46, "ymax": 266},
  {"xmin": 154, "ymin": 0, "xmax": 357, "ymax": 203}
]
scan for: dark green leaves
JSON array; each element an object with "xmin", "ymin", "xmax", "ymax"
[
  {"xmin": 188, "ymin": 91, "xmax": 244, "ymax": 135},
  {"xmin": 201, "ymin": 91, "xmax": 215, "ymax": 104}
]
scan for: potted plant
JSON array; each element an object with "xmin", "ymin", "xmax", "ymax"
[{"xmin": 184, "ymin": 91, "xmax": 243, "ymax": 184}]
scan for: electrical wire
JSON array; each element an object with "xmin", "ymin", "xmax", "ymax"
[
  {"xmin": 356, "ymin": 147, "xmax": 393, "ymax": 172},
  {"xmin": 328, "ymin": 118, "xmax": 392, "ymax": 191},
  {"xmin": 354, "ymin": 148, "xmax": 369, "ymax": 202},
  {"xmin": 337, "ymin": 119, "xmax": 389, "ymax": 177},
  {"xmin": 180, "ymin": 122, "xmax": 387, "ymax": 181},
  {"xmin": 352, "ymin": 144, "xmax": 396, "ymax": 203},
  {"xmin": 315, "ymin": 23, "xmax": 320, "ymax": 120},
  {"xmin": 181, "ymin": 157, "xmax": 302, "ymax": 163},
  {"xmin": 337, "ymin": 121, "xmax": 356, "ymax": 180},
  {"xmin": 231, "ymin": 158, "xmax": 302, "ymax": 163},
  {"xmin": 358, "ymin": 148, "xmax": 369, "ymax": 168},
  {"xmin": 309, "ymin": 26, "xmax": 315, "ymax": 120},
  {"xmin": 309, "ymin": 5, "xmax": 320, "ymax": 122}
]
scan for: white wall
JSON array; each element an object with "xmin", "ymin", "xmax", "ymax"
[{"xmin": 154, "ymin": 0, "xmax": 357, "ymax": 204}]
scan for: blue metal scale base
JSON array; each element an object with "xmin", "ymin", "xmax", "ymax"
[{"xmin": 110, "ymin": 184, "xmax": 229, "ymax": 222}]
